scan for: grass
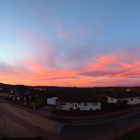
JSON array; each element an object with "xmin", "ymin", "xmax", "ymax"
[{"xmin": 115, "ymin": 128, "xmax": 140, "ymax": 140}]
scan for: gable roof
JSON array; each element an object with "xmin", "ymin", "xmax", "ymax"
[
  {"xmin": 107, "ymin": 91, "xmax": 140, "ymax": 99},
  {"xmin": 57, "ymin": 93, "xmax": 100, "ymax": 102}
]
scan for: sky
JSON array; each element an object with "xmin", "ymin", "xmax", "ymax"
[{"xmin": 0, "ymin": 0, "xmax": 140, "ymax": 87}]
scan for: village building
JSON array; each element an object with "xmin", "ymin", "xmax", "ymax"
[
  {"xmin": 107, "ymin": 90, "xmax": 140, "ymax": 105},
  {"xmin": 9, "ymin": 85, "xmax": 33, "ymax": 104},
  {"xmin": 47, "ymin": 96, "xmax": 58, "ymax": 105},
  {"xmin": 56, "ymin": 94, "xmax": 101, "ymax": 111}
]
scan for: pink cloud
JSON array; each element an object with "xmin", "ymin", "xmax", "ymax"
[
  {"xmin": 0, "ymin": 48, "xmax": 140, "ymax": 86},
  {"xmin": 59, "ymin": 31, "xmax": 69, "ymax": 40},
  {"xmin": 1, "ymin": 30, "xmax": 140, "ymax": 87},
  {"xmin": 78, "ymin": 49, "xmax": 140, "ymax": 88}
]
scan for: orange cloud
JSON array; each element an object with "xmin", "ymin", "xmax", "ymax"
[
  {"xmin": 79, "ymin": 49, "xmax": 140, "ymax": 86},
  {"xmin": 1, "ymin": 32, "xmax": 140, "ymax": 87},
  {"xmin": 0, "ymin": 49, "xmax": 140, "ymax": 87}
]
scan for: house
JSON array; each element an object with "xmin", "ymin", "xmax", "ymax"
[
  {"xmin": 47, "ymin": 96, "xmax": 58, "ymax": 105},
  {"xmin": 10, "ymin": 86, "xmax": 33, "ymax": 104},
  {"xmin": 56, "ymin": 94, "xmax": 101, "ymax": 111},
  {"xmin": 107, "ymin": 90, "xmax": 140, "ymax": 105}
]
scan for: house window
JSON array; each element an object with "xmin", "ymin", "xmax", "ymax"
[
  {"xmin": 93, "ymin": 103, "xmax": 97, "ymax": 106},
  {"xmin": 75, "ymin": 104, "xmax": 77, "ymax": 107},
  {"xmin": 76, "ymin": 108, "xmax": 80, "ymax": 111},
  {"xmin": 138, "ymin": 97, "xmax": 140, "ymax": 100},
  {"xmin": 131, "ymin": 98, "xmax": 133, "ymax": 101},
  {"xmin": 84, "ymin": 103, "xmax": 87, "ymax": 106},
  {"xmin": 70, "ymin": 107, "xmax": 73, "ymax": 111}
]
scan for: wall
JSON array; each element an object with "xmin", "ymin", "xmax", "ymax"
[
  {"xmin": 57, "ymin": 102, "xmax": 101, "ymax": 111},
  {"xmin": 107, "ymin": 96, "xmax": 118, "ymax": 103},
  {"xmin": 127, "ymin": 97, "xmax": 140, "ymax": 105},
  {"xmin": 47, "ymin": 97, "xmax": 58, "ymax": 105},
  {"xmin": 108, "ymin": 96, "xmax": 140, "ymax": 105}
]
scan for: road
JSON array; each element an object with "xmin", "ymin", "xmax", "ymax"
[
  {"xmin": 0, "ymin": 100, "xmax": 64, "ymax": 140},
  {"xmin": 1, "ymin": 99, "xmax": 140, "ymax": 140},
  {"xmin": 60, "ymin": 107, "xmax": 140, "ymax": 140}
]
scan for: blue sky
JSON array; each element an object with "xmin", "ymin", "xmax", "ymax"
[{"xmin": 0, "ymin": 0, "xmax": 140, "ymax": 86}]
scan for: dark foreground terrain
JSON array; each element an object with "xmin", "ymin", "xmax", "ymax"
[
  {"xmin": 0, "ymin": 137, "xmax": 44, "ymax": 140},
  {"xmin": 115, "ymin": 128, "xmax": 140, "ymax": 140},
  {"xmin": 1, "ymin": 97, "xmax": 140, "ymax": 140}
]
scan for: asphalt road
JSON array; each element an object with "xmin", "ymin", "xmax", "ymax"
[
  {"xmin": 0, "ymin": 100, "xmax": 64, "ymax": 140},
  {"xmin": 60, "ymin": 107, "xmax": 140, "ymax": 140},
  {"xmin": 1, "ymin": 99, "xmax": 140, "ymax": 140}
]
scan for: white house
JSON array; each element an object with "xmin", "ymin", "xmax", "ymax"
[
  {"xmin": 47, "ymin": 97, "xmax": 58, "ymax": 105},
  {"xmin": 57, "ymin": 102, "xmax": 101, "ymax": 111},
  {"xmin": 107, "ymin": 90, "xmax": 140, "ymax": 105},
  {"xmin": 56, "ymin": 94, "xmax": 101, "ymax": 111}
]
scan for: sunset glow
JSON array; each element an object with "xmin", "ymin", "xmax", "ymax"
[{"xmin": 0, "ymin": 0, "xmax": 140, "ymax": 86}]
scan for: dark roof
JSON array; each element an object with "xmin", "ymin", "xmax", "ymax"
[
  {"xmin": 107, "ymin": 91, "xmax": 140, "ymax": 98},
  {"xmin": 57, "ymin": 93, "xmax": 100, "ymax": 102}
]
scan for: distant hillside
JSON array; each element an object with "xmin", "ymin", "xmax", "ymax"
[{"xmin": 0, "ymin": 82, "xmax": 140, "ymax": 97}]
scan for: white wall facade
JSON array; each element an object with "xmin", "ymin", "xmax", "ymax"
[
  {"xmin": 57, "ymin": 102, "xmax": 101, "ymax": 111},
  {"xmin": 107, "ymin": 96, "xmax": 140, "ymax": 105},
  {"xmin": 127, "ymin": 97, "xmax": 140, "ymax": 105},
  {"xmin": 107, "ymin": 96, "xmax": 118, "ymax": 104},
  {"xmin": 47, "ymin": 97, "xmax": 58, "ymax": 105}
]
